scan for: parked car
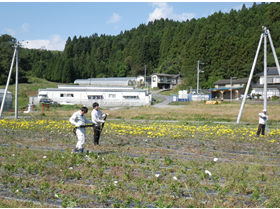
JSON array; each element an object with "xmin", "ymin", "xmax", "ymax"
[
  {"xmin": 39, "ymin": 98, "xmax": 58, "ymax": 104},
  {"xmin": 39, "ymin": 98, "xmax": 52, "ymax": 104},
  {"xmin": 235, "ymin": 94, "xmax": 252, "ymax": 100},
  {"xmin": 60, "ymin": 101, "xmax": 75, "ymax": 105}
]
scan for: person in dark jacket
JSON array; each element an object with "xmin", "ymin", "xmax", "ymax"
[{"xmin": 91, "ymin": 102, "xmax": 107, "ymax": 145}]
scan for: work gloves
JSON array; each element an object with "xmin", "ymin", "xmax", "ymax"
[{"xmin": 76, "ymin": 122, "xmax": 85, "ymax": 127}]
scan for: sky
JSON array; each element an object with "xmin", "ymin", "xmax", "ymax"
[{"xmin": 0, "ymin": 1, "xmax": 258, "ymax": 51}]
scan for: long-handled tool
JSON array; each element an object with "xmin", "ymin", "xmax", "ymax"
[
  {"xmin": 100, "ymin": 114, "xmax": 108, "ymax": 133},
  {"xmin": 73, "ymin": 124, "xmax": 95, "ymax": 136}
]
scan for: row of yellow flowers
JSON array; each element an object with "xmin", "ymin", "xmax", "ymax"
[{"xmin": 0, "ymin": 119, "xmax": 279, "ymax": 142}]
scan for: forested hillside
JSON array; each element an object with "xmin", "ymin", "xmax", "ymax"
[{"xmin": 1, "ymin": 2, "xmax": 280, "ymax": 89}]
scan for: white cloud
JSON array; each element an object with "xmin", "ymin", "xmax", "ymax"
[
  {"xmin": 3, "ymin": 28, "xmax": 16, "ymax": 36},
  {"xmin": 21, "ymin": 34, "xmax": 65, "ymax": 51},
  {"xmin": 233, "ymin": 4, "xmax": 244, "ymax": 11},
  {"xmin": 3, "ymin": 23, "xmax": 30, "ymax": 37},
  {"xmin": 147, "ymin": 2, "xmax": 195, "ymax": 23},
  {"xmin": 107, "ymin": 13, "xmax": 122, "ymax": 24},
  {"xmin": 21, "ymin": 23, "xmax": 30, "ymax": 33}
]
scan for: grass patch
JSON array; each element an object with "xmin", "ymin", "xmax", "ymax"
[
  {"xmin": 131, "ymin": 116, "xmax": 146, "ymax": 120},
  {"xmin": 151, "ymin": 96, "xmax": 165, "ymax": 105},
  {"xmin": 158, "ymin": 89, "xmax": 178, "ymax": 96},
  {"xmin": 169, "ymin": 102, "xmax": 188, "ymax": 106},
  {"xmin": 0, "ymin": 198, "xmax": 50, "ymax": 208},
  {"xmin": 0, "ymin": 77, "xmax": 62, "ymax": 110}
]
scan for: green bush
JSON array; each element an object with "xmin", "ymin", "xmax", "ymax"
[
  {"xmin": 256, "ymin": 94, "xmax": 262, "ymax": 99},
  {"xmin": 271, "ymin": 95, "xmax": 279, "ymax": 101}
]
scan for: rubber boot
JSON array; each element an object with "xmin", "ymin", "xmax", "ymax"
[{"xmin": 79, "ymin": 148, "xmax": 84, "ymax": 154}]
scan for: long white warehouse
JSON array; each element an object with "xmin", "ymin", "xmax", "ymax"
[
  {"xmin": 31, "ymin": 85, "xmax": 151, "ymax": 107},
  {"xmin": 74, "ymin": 76, "xmax": 145, "ymax": 86}
]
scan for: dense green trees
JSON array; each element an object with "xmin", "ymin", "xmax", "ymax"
[{"xmin": 1, "ymin": 2, "xmax": 280, "ymax": 88}]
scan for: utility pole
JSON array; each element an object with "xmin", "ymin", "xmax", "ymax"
[
  {"xmin": 0, "ymin": 41, "xmax": 21, "ymax": 119},
  {"xmin": 144, "ymin": 65, "xmax": 146, "ymax": 89},
  {"xmin": 237, "ymin": 26, "xmax": 280, "ymax": 124},
  {"xmin": 230, "ymin": 77, "xmax": 232, "ymax": 102},
  {"xmin": 263, "ymin": 28, "xmax": 267, "ymax": 111},
  {"xmin": 15, "ymin": 42, "xmax": 20, "ymax": 119},
  {"xmin": 197, "ymin": 60, "xmax": 204, "ymax": 94},
  {"xmin": 230, "ymin": 77, "xmax": 237, "ymax": 102}
]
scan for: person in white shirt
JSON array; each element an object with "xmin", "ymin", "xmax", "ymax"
[
  {"xmin": 69, "ymin": 106, "xmax": 94, "ymax": 153},
  {"xmin": 91, "ymin": 102, "xmax": 107, "ymax": 145},
  {"xmin": 256, "ymin": 109, "xmax": 268, "ymax": 136}
]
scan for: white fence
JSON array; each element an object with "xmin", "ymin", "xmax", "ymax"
[
  {"xmin": 170, "ymin": 94, "xmax": 211, "ymax": 102},
  {"xmin": 252, "ymin": 89, "xmax": 280, "ymax": 98}
]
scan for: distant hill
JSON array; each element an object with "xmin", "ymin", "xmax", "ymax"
[{"xmin": 1, "ymin": 2, "xmax": 280, "ymax": 89}]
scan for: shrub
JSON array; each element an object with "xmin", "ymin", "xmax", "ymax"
[
  {"xmin": 256, "ymin": 94, "xmax": 262, "ymax": 99},
  {"xmin": 272, "ymin": 95, "xmax": 279, "ymax": 101}
]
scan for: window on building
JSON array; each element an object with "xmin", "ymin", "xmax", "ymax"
[
  {"xmin": 123, "ymin": 96, "xmax": 139, "ymax": 100},
  {"xmin": 152, "ymin": 77, "xmax": 156, "ymax": 82},
  {"xmin": 109, "ymin": 94, "xmax": 116, "ymax": 98},
  {"xmin": 60, "ymin": 94, "xmax": 74, "ymax": 97},
  {"xmin": 88, "ymin": 95, "xmax": 104, "ymax": 99}
]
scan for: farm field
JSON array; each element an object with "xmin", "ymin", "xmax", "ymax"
[{"xmin": 1, "ymin": 114, "xmax": 280, "ymax": 208}]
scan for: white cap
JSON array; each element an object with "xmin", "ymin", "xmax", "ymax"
[{"xmin": 263, "ymin": 109, "xmax": 267, "ymax": 112}]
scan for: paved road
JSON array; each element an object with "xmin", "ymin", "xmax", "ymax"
[
  {"xmin": 151, "ymin": 90, "xmax": 170, "ymax": 108},
  {"xmin": 151, "ymin": 89, "xmax": 185, "ymax": 108}
]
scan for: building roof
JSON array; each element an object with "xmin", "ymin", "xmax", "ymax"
[
  {"xmin": 57, "ymin": 85, "xmax": 134, "ymax": 89},
  {"xmin": 0, "ymin": 89, "xmax": 12, "ymax": 94},
  {"xmin": 211, "ymin": 86, "xmax": 243, "ymax": 91},
  {"xmin": 74, "ymin": 77, "xmax": 139, "ymax": 85},
  {"xmin": 256, "ymin": 67, "xmax": 280, "ymax": 76},
  {"xmin": 151, "ymin": 73, "xmax": 182, "ymax": 78},
  {"xmin": 39, "ymin": 88, "xmax": 147, "ymax": 93},
  {"xmin": 213, "ymin": 78, "xmax": 248, "ymax": 85},
  {"xmin": 89, "ymin": 77, "xmax": 137, "ymax": 81}
]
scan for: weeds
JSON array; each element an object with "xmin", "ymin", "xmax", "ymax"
[{"xmin": 0, "ymin": 119, "xmax": 280, "ymax": 207}]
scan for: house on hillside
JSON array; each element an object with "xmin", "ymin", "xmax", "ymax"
[
  {"xmin": 211, "ymin": 78, "xmax": 250, "ymax": 100},
  {"xmin": 251, "ymin": 67, "xmax": 280, "ymax": 98},
  {"xmin": 151, "ymin": 73, "xmax": 182, "ymax": 89}
]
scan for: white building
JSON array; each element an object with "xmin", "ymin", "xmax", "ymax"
[
  {"xmin": 30, "ymin": 85, "xmax": 151, "ymax": 107},
  {"xmin": 151, "ymin": 73, "xmax": 182, "ymax": 89},
  {"xmin": 251, "ymin": 67, "xmax": 280, "ymax": 98}
]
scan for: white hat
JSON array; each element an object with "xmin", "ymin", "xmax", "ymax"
[{"xmin": 263, "ymin": 109, "xmax": 267, "ymax": 112}]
